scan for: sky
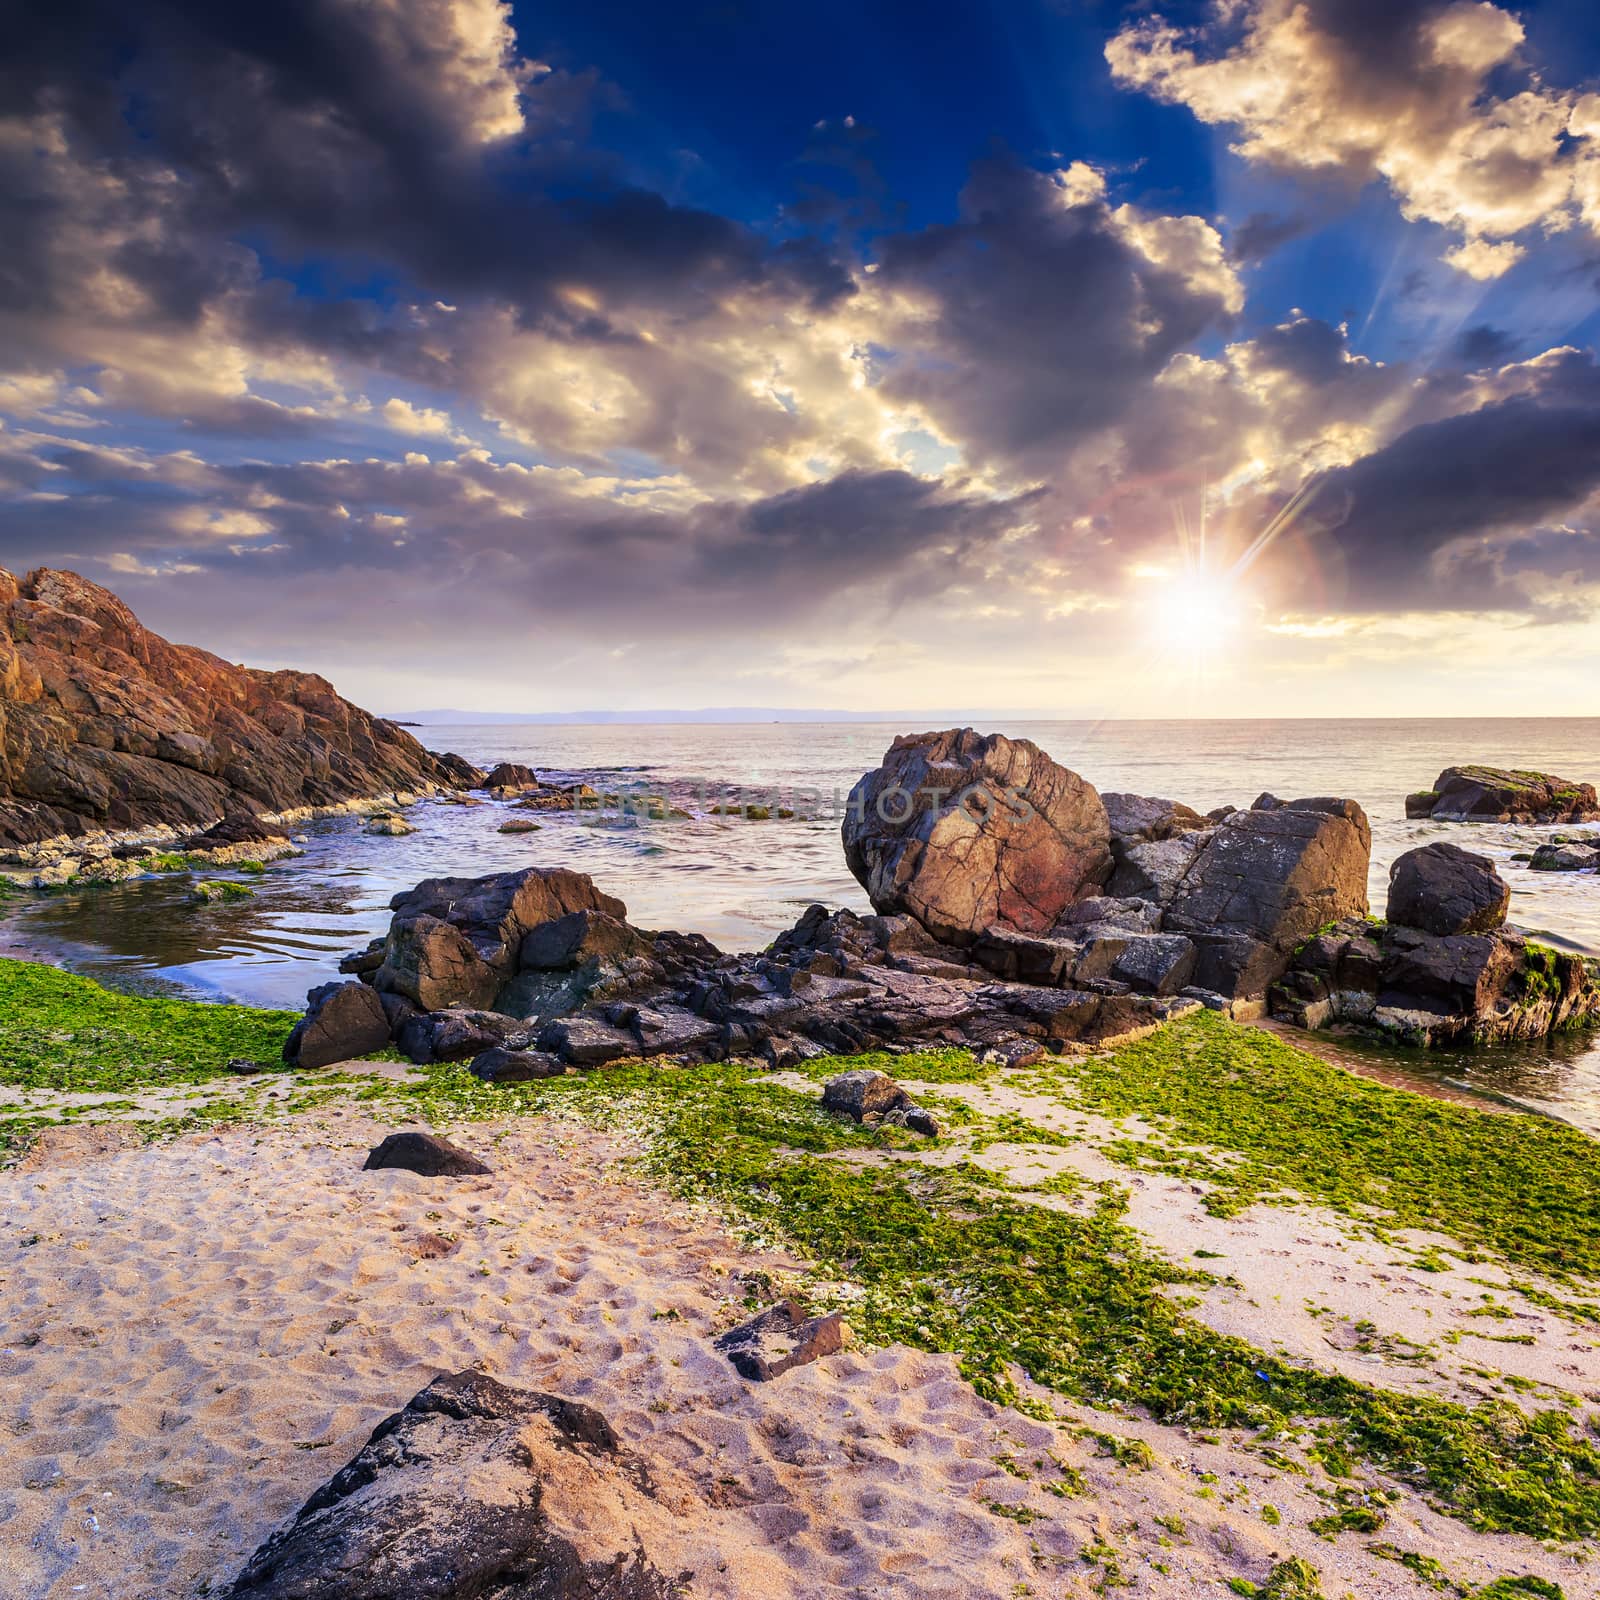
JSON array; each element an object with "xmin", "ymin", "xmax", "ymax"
[{"xmin": 4, "ymin": 0, "xmax": 1600, "ymax": 718}]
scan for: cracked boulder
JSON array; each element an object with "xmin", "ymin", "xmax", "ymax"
[
  {"xmin": 1164, "ymin": 797, "xmax": 1371, "ymax": 998},
  {"xmin": 842, "ymin": 728, "xmax": 1112, "ymax": 945},
  {"xmin": 224, "ymin": 1370, "xmax": 679, "ymax": 1599}
]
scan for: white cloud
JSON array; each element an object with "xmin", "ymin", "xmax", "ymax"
[{"xmin": 1107, "ymin": 0, "xmax": 1600, "ymax": 278}]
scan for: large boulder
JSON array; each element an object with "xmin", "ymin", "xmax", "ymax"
[
  {"xmin": 842, "ymin": 729, "xmax": 1112, "ymax": 944},
  {"xmin": 224, "ymin": 1370, "xmax": 677, "ymax": 1599},
  {"xmin": 1407, "ymin": 766, "xmax": 1600, "ymax": 824},
  {"xmin": 1164, "ymin": 797, "xmax": 1371, "ymax": 997},
  {"xmin": 1101, "ymin": 792, "xmax": 1207, "ymax": 843},
  {"xmin": 284, "ymin": 980, "xmax": 391, "ymax": 1069},
  {"xmin": 1387, "ymin": 842, "xmax": 1509, "ymax": 935}
]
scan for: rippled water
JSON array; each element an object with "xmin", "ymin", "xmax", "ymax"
[{"xmin": 5, "ymin": 718, "xmax": 1599, "ymax": 1126}]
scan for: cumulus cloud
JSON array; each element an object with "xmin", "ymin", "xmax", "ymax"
[{"xmin": 1107, "ymin": 0, "xmax": 1600, "ymax": 278}]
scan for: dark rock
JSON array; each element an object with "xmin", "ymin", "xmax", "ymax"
[
  {"xmin": 362, "ymin": 1132, "xmax": 491, "ymax": 1177},
  {"xmin": 469, "ymin": 1047, "xmax": 567, "ymax": 1082},
  {"xmin": 632, "ymin": 1007, "xmax": 722, "ymax": 1057},
  {"xmin": 226, "ymin": 1057, "xmax": 265, "ymax": 1075},
  {"xmin": 1406, "ymin": 765, "xmax": 1600, "ymax": 824},
  {"xmin": 842, "ymin": 728, "xmax": 1112, "ymax": 944},
  {"xmin": 1164, "ymin": 797, "xmax": 1371, "ymax": 997},
  {"xmin": 1106, "ymin": 831, "xmax": 1211, "ymax": 905},
  {"xmin": 1101, "ymin": 792, "xmax": 1207, "ymax": 842},
  {"xmin": 821, "ymin": 1068, "xmax": 907, "ymax": 1119},
  {"xmin": 535, "ymin": 1014, "xmax": 639, "ymax": 1066},
  {"xmin": 483, "ymin": 762, "xmax": 540, "ymax": 791},
  {"xmin": 0, "ymin": 566, "xmax": 469, "ymax": 851},
  {"xmin": 432, "ymin": 751, "xmax": 487, "ymax": 789},
  {"xmin": 224, "ymin": 1369, "xmax": 677, "ymax": 1599},
  {"xmin": 714, "ymin": 1300, "xmax": 851, "ymax": 1382},
  {"xmin": 338, "ymin": 939, "xmax": 385, "ymax": 977},
  {"xmin": 1530, "ymin": 840, "xmax": 1600, "ymax": 873},
  {"xmin": 1387, "ymin": 842, "xmax": 1510, "ymax": 935},
  {"xmin": 397, "ymin": 1008, "xmax": 528, "ymax": 1065},
  {"xmin": 284, "ymin": 981, "xmax": 391, "ymax": 1069},
  {"xmin": 970, "ymin": 926, "xmax": 1081, "ymax": 985},
  {"xmin": 1108, "ymin": 933, "xmax": 1198, "ymax": 996},
  {"xmin": 520, "ymin": 909, "xmax": 652, "ymax": 970},
  {"xmin": 377, "ymin": 914, "xmax": 500, "ymax": 1012}
]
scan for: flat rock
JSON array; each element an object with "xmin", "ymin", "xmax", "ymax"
[
  {"xmin": 469, "ymin": 1046, "xmax": 567, "ymax": 1082},
  {"xmin": 362, "ymin": 1132, "xmax": 491, "ymax": 1177},
  {"xmin": 714, "ymin": 1299, "xmax": 851, "ymax": 1382},
  {"xmin": 536, "ymin": 1014, "xmax": 640, "ymax": 1066}
]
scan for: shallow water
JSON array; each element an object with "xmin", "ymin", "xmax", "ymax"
[{"xmin": 5, "ymin": 717, "xmax": 1599, "ymax": 1127}]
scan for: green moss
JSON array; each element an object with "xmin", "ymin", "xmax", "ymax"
[
  {"xmin": 1308, "ymin": 1505, "xmax": 1385, "ymax": 1537},
  {"xmin": 191, "ymin": 880, "xmax": 254, "ymax": 902},
  {"xmin": 0, "ymin": 957, "xmax": 296, "ymax": 1104},
  {"xmin": 1031, "ymin": 1010, "xmax": 1600, "ymax": 1284}
]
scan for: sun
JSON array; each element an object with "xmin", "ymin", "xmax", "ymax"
[{"xmin": 1146, "ymin": 570, "xmax": 1242, "ymax": 665}]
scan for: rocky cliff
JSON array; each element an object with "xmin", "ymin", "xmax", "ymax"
[{"xmin": 0, "ymin": 567, "xmax": 473, "ymax": 849}]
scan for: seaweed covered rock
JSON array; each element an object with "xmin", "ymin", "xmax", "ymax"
[
  {"xmin": 224, "ymin": 1370, "xmax": 677, "ymax": 1598},
  {"xmin": 1386, "ymin": 842, "xmax": 1509, "ymax": 936},
  {"xmin": 0, "ymin": 566, "xmax": 477, "ymax": 851},
  {"xmin": 1163, "ymin": 798, "xmax": 1372, "ymax": 998},
  {"xmin": 1406, "ymin": 766, "xmax": 1600, "ymax": 824},
  {"xmin": 1272, "ymin": 916, "xmax": 1600, "ymax": 1046},
  {"xmin": 842, "ymin": 728, "xmax": 1113, "ymax": 944}
]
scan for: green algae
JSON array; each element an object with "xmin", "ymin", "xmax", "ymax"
[
  {"xmin": 1026, "ymin": 1010, "xmax": 1600, "ymax": 1284},
  {"xmin": 0, "ymin": 957, "xmax": 296, "ymax": 1098}
]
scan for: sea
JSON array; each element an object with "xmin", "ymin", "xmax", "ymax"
[{"xmin": 5, "ymin": 718, "xmax": 1599, "ymax": 1129}]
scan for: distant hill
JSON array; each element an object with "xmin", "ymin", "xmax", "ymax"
[{"xmin": 389, "ymin": 707, "xmax": 989, "ymax": 726}]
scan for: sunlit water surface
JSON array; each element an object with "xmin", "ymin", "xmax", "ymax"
[{"xmin": 5, "ymin": 718, "xmax": 1598, "ymax": 1129}]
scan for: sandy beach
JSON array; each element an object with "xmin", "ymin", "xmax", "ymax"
[{"xmin": 2, "ymin": 1088, "xmax": 1592, "ymax": 1600}]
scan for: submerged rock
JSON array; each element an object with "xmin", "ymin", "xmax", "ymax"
[
  {"xmin": 1406, "ymin": 765, "xmax": 1600, "ymax": 824},
  {"xmin": 224, "ymin": 1370, "xmax": 676, "ymax": 1599},
  {"xmin": 842, "ymin": 728, "xmax": 1112, "ymax": 944},
  {"xmin": 1386, "ymin": 842, "xmax": 1509, "ymax": 935}
]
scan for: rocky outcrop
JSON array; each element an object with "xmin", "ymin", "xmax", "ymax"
[
  {"xmin": 306, "ymin": 864, "xmax": 1201, "ymax": 1073},
  {"xmin": 1386, "ymin": 843, "xmax": 1509, "ymax": 936},
  {"xmin": 1163, "ymin": 798, "xmax": 1372, "ymax": 997},
  {"xmin": 0, "ymin": 566, "xmax": 481, "ymax": 852},
  {"xmin": 1272, "ymin": 916, "xmax": 1599, "ymax": 1046},
  {"xmin": 842, "ymin": 729, "xmax": 1113, "ymax": 944},
  {"xmin": 1406, "ymin": 766, "xmax": 1600, "ymax": 824},
  {"xmin": 224, "ymin": 1370, "xmax": 678, "ymax": 1599}
]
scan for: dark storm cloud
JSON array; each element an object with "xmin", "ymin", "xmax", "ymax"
[
  {"xmin": 1281, "ymin": 384, "xmax": 1600, "ymax": 612},
  {"xmin": 873, "ymin": 156, "xmax": 1240, "ymax": 474},
  {"xmin": 1453, "ymin": 325, "xmax": 1519, "ymax": 368},
  {"xmin": 0, "ymin": 0, "xmax": 850, "ymax": 386}
]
